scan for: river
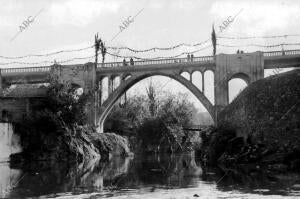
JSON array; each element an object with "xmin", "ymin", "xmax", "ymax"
[{"xmin": 1, "ymin": 153, "xmax": 300, "ymax": 199}]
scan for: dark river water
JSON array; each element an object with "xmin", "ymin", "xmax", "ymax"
[{"xmin": 1, "ymin": 153, "xmax": 300, "ymax": 199}]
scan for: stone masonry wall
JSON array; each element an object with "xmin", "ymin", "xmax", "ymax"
[
  {"xmin": 0, "ymin": 98, "xmax": 45, "ymax": 122},
  {"xmin": 218, "ymin": 69, "xmax": 300, "ymax": 148}
]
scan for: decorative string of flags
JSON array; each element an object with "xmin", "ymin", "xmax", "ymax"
[
  {"xmin": 0, "ymin": 45, "xmax": 94, "ymax": 59},
  {"xmin": 107, "ymin": 45, "xmax": 212, "ymax": 60},
  {"xmin": 218, "ymin": 34, "xmax": 300, "ymax": 40},
  {"xmin": 107, "ymin": 39, "xmax": 210, "ymax": 53},
  {"xmin": 1, "ymin": 33, "xmax": 299, "ymax": 60},
  {"xmin": 0, "ymin": 33, "xmax": 300, "ymax": 66},
  {"xmin": 1, "ymin": 42, "xmax": 300, "ymax": 66},
  {"xmin": 0, "ymin": 41, "xmax": 211, "ymax": 60},
  {"xmin": 0, "ymin": 55, "xmax": 95, "ymax": 66},
  {"xmin": 217, "ymin": 43, "xmax": 300, "ymax": 48}
]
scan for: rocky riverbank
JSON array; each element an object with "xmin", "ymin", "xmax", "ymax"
[
  {"xmin": 8, "ymin": 78, "xmax": 132, "ymax": 164},
  {"xmin": 199, "ymin": 127, "xmax": 300, "ymax": 172},
  {"xmin": 199, "ymin": 70, "xmax": 300, "ymax": 172},
  {"xmin": 11, "ymin": 122, "xmax": 132, "ymax": 164}
]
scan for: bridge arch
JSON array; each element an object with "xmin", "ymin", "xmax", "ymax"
[
  {"xmin": 191, "ymin": 71, "xmax": 203, "ymax": 91},
  {"xmin": 97, "ymin": 71, "xmax": 216, "ymax": 133},
  {"xmin": 227, "ymin": 72, "xmax": 250, "ymax": 103},
  {"xmin": 228, "ymin": 72, "xmax": 251, "ymax": 85},
  {"xmin": 180, "ymin": 71, "xmax": 190, "ymax": 80},
  {"xmin": 203, "ymin": 70, "xmax": 215, "ymax": 105}
]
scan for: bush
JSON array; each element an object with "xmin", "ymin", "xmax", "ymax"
[{"xmin": 104, "ymin": 82, "xmax": 200, "ymax": 153}]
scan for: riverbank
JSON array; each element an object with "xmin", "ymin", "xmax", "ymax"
[
  {"xmin": 200, "ymin": 70, "xmax": 300, "ymax": 172},
  {"xmin": 10, "ymin": 122, "xmax": 132, "ymax": 164},
  {"xmin": 5, "ymin": 77, "xmax": 133, "ymax": 164}
]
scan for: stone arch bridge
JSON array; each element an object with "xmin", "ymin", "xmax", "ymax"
[{"xmin": 1, "ymin": 49, "xmax": 300, "ymax": 132}]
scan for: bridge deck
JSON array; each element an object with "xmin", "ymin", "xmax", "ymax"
[{"xmin": 264, "ymin": 50, "xmax": 300, "ymax": 69}]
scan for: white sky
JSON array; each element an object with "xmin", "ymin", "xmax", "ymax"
[{"xmin": 0, "ymin": 0, "xmax": 299, "ymax": 114}]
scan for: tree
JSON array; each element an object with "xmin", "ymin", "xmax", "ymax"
[
  {"xmin": 44, "ymin": 77, "xmax": 89, "ymax": 126},
  {"xmin": 146, "ymin": 80, "xmax": 158, "ymax": 117},
  {"xmin": 13, "ymin": 79, "xmax": 90, "ymax": 158},
  {"xmin": 104, "ymin": 95, "xmax": 148, "ymax": 135},
  {"xmin": 94, "ymin": 33, "xmax": 107, "ymax": 67},
  {"xmin": 211, "ymin": 24, "xmax": 217, "ymax": 56},
  {"xmin": 104, "ymin": 81, "xmax": 200, "ymax": 153}
]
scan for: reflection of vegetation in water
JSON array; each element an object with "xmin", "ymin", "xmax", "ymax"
[
  {"xmin": 135, "ymin": 153, "xmax": 203, "ymax": 187},
  {"xmin": 4, "ymin": 154, "xmax": 300, "ymax": 198},
  {"xmin": 5, "ymin": 153, "xmax": 202, "ymax": 197},
  {"xmin": 7, "ymin": 156, "xmax": 133, "ymax": 198},
  {"xmin": 108, "ymin": 153, "xmax": 203, "ymax": 189}
]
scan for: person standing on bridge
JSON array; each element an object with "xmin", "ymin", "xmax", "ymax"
[
  {"xmin": 191, "ymin": 54, "xmax": 194, "ymax": 62},
  {"xmin": 123, "ymin": 58, "xmax": 127, "ymax": 66},
  {"xmin": 187, "ymin": 54, "xmax": 190, "ymax": 62},
  {"xmin": 130, "ymin": 57, "xmax": 134, "ymax": 66},
  {"xmin": 281, "ymin": 44, "xmax": 286, "ymax": 56}
]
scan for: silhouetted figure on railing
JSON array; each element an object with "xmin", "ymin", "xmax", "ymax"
[
  {"xmin": 187, "ymin": 54, "xmax": 190, "ymax": 62},
  {"xmin": 241, "ymin": 50, "xmax": 244, "ymax": 54},
  {"xmin": 130, "ymin": 57, "xmax": 134, "ymax": 66},
  {"xmin": 237, "ymin": 50, "xmax": 240, "ymax": 54},
  {"xmin": 281, "ymin": 44, "xmax": 285, "ymax": 56},
  {"xmin": 191, "ymin": 54, "xmax": 194, "ymax": 62},
  {"xmin": 282, "ymin": 48, "xmax": 286, "ymax": 56},
  {"xmin": 123, "ymin": 58, "xmax": 127, "ymax": 66}
]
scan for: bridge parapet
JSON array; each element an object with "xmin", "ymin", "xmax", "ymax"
[
  {"xmin": 98, "ymin": 55, "xmax": 214, "ymax": 68},
  {"xmin": 264, "ymin": 49, "xmax": 300, "ymax": 69},
  {"xmin": 1, "ymin": 66, "xmax": 51, "ymax": 74},
  {"xmin": 263, "ymin": 49, "xmax": 300, "ymax": 57}
]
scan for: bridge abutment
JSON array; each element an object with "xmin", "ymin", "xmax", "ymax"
[
  {"xmin": 215, "ymin": 52, "xmax": 264, "ymax": 121},
  {"xmin": 51, "ymin": 62, "xmax": 98, "ymax": 128},
  {"xmin": 83, "ymin": 63, "xmax": 97, "ymax": 128}
]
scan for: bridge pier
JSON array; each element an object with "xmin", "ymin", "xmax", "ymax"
[
  {"xmin": 98, "ymin": 79, "xmax": 103, "ymax": 106},
  {"xmin": 51, "ymin": 62, "xmax": 98, "ymax": 128},
  {"xmin": 214, "ymin": 52, "xmax": 264, "ymax": 120},
  {"xmin": 84, "ymin": 63, "xmax": 97, "ymax": 128},
  {"xmin": 108, "ymin": 76, "xmax": 113, "ymax": 96}
]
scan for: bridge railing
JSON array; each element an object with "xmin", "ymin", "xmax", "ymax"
[
  {"xmin": 263, "ymin": 49, "xmax": 300, "ymax": 57},
  {"xmin": 98, "ymin": 56, "xmax": 214, "ymax": 68},
  {"xmin": 2, "ymin": 49, "xmax": 300, "ymax": 74},
  {"xmin": 1, "ymin": 66, "xmax": 51, "ymax": 74}
]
